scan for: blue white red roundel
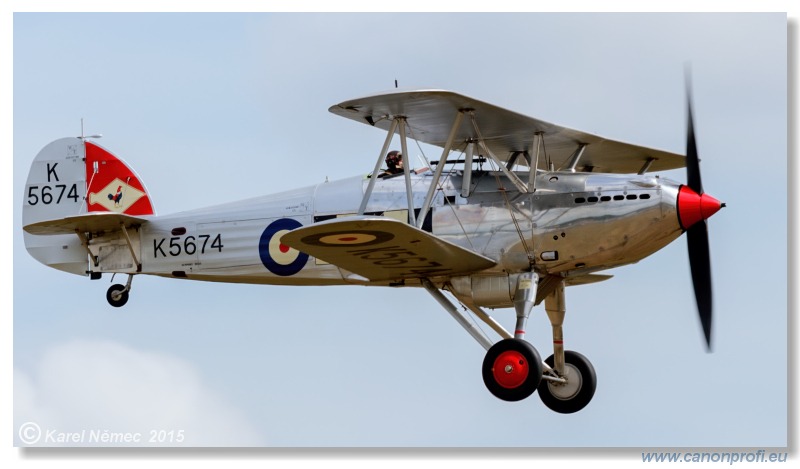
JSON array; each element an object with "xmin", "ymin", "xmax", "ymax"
[{"xmin": 259, "ymin": 218, "xmax": 308, "ymax": 276}]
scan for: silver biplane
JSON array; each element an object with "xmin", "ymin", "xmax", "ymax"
[{"xmin": 22, "ymin": 89, "xmax": 723, "ymax": 413}]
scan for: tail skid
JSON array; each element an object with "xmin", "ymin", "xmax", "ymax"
[{"xmin": 22, "ymin": 138, "xmax": 155, "ymax": 275}]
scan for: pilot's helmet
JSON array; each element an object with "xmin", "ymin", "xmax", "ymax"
[{"xmin": 386, "ymin": 151, "xmax": 402, "ymax": 170}]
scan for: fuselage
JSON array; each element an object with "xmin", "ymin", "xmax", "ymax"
[{"xmin": 110, "ymin": 169, "xmax": 685, "ymax": 290}]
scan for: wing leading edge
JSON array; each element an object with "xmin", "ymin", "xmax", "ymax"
[
  {"xmin": 281, "ymin": 216, "xmax": 497, "ymax": 281},
  {"xmin": 329, "ymin": 89, "xmax": 685, "ymax": 174}
]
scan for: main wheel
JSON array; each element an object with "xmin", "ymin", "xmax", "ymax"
[
  {"xmin": 106, "ymin": 284, "xmax": 129, "ymax": 308},
  {"xmin": 482, "ymin": 338, "xmax": 543, "ymax": 402},
  {"xmin": 538, "ymin": 350, "xmax": 596, "ymax": 414}
]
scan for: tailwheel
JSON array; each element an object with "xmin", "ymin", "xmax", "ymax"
[
  {"xmin": 538, "ymin": 350, "xmax": 597, "ymax": 414},
  {"xmin": 106, "ymin": 284, "xmax": 129, "ymax": 308},
  {"xmin": 482, "ymin": 338, "xmax": 543, "ymax": 402}
]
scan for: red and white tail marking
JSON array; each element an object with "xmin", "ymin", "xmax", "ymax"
[{"xmin": 84, "ymin": 141, "xmax": 154, "ymax": 215}]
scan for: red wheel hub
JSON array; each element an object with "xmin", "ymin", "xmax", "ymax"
[{"xmin": 492, "ymin": 350, "xmax": 529, "ymax": 389}]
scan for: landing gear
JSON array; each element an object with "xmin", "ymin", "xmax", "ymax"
[
  {"xmin": 538, "ymin": 351, "xmax": 596, "ymax": 414},
  {"xmin": 106, "ymin": 274, "xmax": 133, "ymax": 307},
  {"xmin": 106, "ymin": 284, "xmax": 129, "ymax": 307},
  {"xmin": 425, "ymin": 274, "xmax": 597, "ymax": 412},
  {"xmin": 482, "ymin": 338, "xmax": 543, "ymax": 401}
]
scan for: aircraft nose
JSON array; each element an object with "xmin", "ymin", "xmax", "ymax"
[{"xmin": 677, "ymin": 186, "xmax": 725, "ymax": 230}]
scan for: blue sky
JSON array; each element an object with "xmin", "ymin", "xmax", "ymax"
[{"xmin": 6, "ymin": 7, "xmax": 792, "ymax": 458}]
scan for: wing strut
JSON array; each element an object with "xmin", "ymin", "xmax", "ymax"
[
  {"xmin": 360, "ymin": 109, "xmax": 465, "ymax": 229},
  {"xmin": 357, "ymin": 115, "xmax": 419, "ymax": 228},
  {"xmin": 637, "ymin": 156, "xmax": 656, "ymax": 175},
  {"xmin": 530, "ymin": 132, "xmax": 543, "ymax": 191},
  {"xmin": 359, "ymin": 119, "xmax": 399, "ymax": 215},
  {"xmin": 469, "ymin": 112, "xmax": 530, "ymax": 193},
  {"xmin": 398, "ymin": 118, "xmax": 416, "ymax": 226},
  {"xmin": 417, "ymin": 111, "xmax": 464, "ymax": 229},
  {"xmin": 461, "ymin": 142, "xmax": 475, "ymax": 197},
  {"xmin": 560, "ymin": 143, "xmax": 588, "ymax": 173}
]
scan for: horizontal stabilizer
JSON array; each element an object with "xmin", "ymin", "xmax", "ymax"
[
  {"xmin": 281, "ymin": 216, "xmax": 497, "ymax": 281},
  {"xmin": 23, "ymin": 212, "xmax": 149, "ymax": 236}
]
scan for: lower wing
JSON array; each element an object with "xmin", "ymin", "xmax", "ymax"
[{"xmin": 281, "ymin": 216, "xmax": 497, "ymax": 281}]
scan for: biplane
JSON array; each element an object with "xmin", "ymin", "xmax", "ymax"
[{"xmin": 22, "ymin": 89, "xmax": 723, "ymax": 413}]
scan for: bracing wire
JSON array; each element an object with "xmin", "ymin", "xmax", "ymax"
[{"xmin": 485, "ymin": 145, "xmax": 535, "ymax": 267}]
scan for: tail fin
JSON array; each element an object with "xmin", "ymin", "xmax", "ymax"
[{"xmin": 22, "ymin": 138, "xmax": 155, "ymax": 275}]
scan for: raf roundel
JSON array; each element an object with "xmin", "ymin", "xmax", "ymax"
[
  {"xmin": 259, "ymin": 218, "xmax": 309, "ymax": 276},
  {"xmin": 300, "ymin": 230, "xmax": 394, "ymax": 247}
]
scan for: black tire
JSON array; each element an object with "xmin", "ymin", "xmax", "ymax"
[
  {"xmin": 106, "ymin": 284, "xmax": 129, "ymax": 308},
  {"xmin": 482, "ymin": 338, "xmax": 543, "ymax": 402},
  {"xmin": 538, "ymin": 350, "xmax": 596, "ymax": 414}
]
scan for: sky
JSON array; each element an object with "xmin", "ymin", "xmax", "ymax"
[{"xmin": 4, "ymin": 4, "xmax": 794, "ymax": 463}]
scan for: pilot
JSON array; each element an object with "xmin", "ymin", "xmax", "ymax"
[{"xmin": 380, "ymin": 150, "xmax": 403, "ymax": 178}]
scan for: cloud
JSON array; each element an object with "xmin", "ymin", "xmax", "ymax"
[{"xmin": 14, "ymin": 340, "xmax": 263, "ymax": 446}]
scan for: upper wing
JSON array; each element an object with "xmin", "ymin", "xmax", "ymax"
[
  {"xmin": 329, "ymin": 89, "xmax": 684, "ymax": 174},
  {"xmin": 281, "ymin": 216, "xmax": 497, "ymax": 281}
]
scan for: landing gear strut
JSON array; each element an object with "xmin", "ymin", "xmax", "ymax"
[
  {"xmin": 537, "ymin": 279, "xmax": 597, "ymax": 413},
  {"xmin": 106, "ymin": 274, "xmax": 133, "ymax": 307}
]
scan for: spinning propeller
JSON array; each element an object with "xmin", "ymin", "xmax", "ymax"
[{"xmin": 675, "ymin": 81, "xmax": 724, "ymax": 350}]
